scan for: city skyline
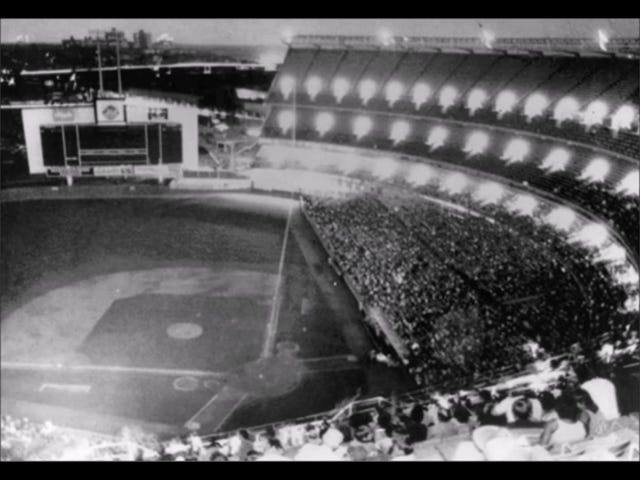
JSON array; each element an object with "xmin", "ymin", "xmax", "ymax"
[{"xmin": 2, "ymin": 18, "xmax": 638, "ymax": 45}]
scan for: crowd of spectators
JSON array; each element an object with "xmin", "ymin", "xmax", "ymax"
[{"xmin": 302, "ymin": 190, "xmax": 632, "ymax": 387}]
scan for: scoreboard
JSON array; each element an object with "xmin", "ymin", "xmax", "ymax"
[{"xmin": 41, "ymin": 123, "xmax": 183, "ymax": 168}]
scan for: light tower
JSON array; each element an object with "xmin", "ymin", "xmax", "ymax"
[{"xmin": 89, "ymin": 29, "xmax": 124, "ymax": 96}]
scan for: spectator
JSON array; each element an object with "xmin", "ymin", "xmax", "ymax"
[
  {"xmin": 539, "ymin": 391, "xmax": 558, "ymax": 421},
  {"xmin": 428, "ymin": 409, "xmax": 459, "ymax": 440},
  {"xmin": 574, "ymin": 388, "xmax": 612, "ymax": 437},
  {"xmin": 539, "ymin": 394, "xmax": 587, "ymax": 450},
  {"xmin": 575, "ymin": 365, "xmax": 621, "ymax": 421},
  {"xmin": 391, "ymin": 446, "xmax": 416, "ymax": 461},
  {"xmin": 491, "ymin": 395, "xmax": 544, "ymax": 425},
  {"xmin": 256, "ymin": 439, "xmax": 291, "ymax": 461}
]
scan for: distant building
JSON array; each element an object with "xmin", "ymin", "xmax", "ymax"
[
  {"xmin": 103, "ymin": 28, "xmax": 129, "ymax": 48},
  {"xmin": 61, "ymin": 36, "xmax": 80, "ymax": 48},
  {"xmin": 133, "ymin": 30, "xmax": 152, "ymax": 50},
  {"xmin": 70, "ymin": 29, "xmax": 130, "ymax": 48}
]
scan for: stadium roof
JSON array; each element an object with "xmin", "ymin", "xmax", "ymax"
[{"xmin": 290, "ymin": 35, "xmax": 640, "ymax": 59}]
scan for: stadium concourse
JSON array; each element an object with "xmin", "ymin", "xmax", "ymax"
[{"xmin": 1, "ymin": 34, "xmax": 639, "ymax": 461}]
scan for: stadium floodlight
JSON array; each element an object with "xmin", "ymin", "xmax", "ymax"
[
  {"xmin": 581, "ymin": 100, "xmax": 609, "ymax": 128},
  {"xmin": 277, "ymin": 110, "xmax": 296, "ymax": 134},
  {"xmin": 390, "ymin": 120, "xmax": 411, "ymax": 144},
  {"xmin": 595, "ymin": 243, "xmax": 627, "ymax": 264},
  {"xmin": 494, "ymin": 90, "xmax": 517, "ymax": 118},
  {"xmin": 282, "ymin": 28, "xmax": 295, "ymax": 45},
  {"xmin": 385, "ymin": 80, "xmax": 404, "ymax": 107},
  {"xmin": 616, "ymin": 170, "xmax": 639, "ymax": 196},
  {"xmin": 407, "ymin": 164, "xmax": 436, "ymax": 186},
  {"xmin": 524, "ymin": 93, "xmax": 549, "ymax": 121},
  {"xmin": 481, "ymin": 28, "xmax": 496, "ymax": 49},
  {"xmin": 501, "ymin": 138, "xmax": 530, "ymax": 164},
  {"xmin": 412, "ymin": 82, "xmax": 431, "ymax": 110},
  {"xmin": 332, "ymin": 77, "xmax": 350, "ymax": 104},
  {"xmin": 597, "ymin": 29, "xmax": 609, "ymax": 52},
  {"xmin": 553, "ymin": 96, "xmax": 579, "ymax": 125},
  {"xmin": 441, "ymin": 172, "xmax": 469, "ymax": 195},
  {"xmin": 353, "ymin": 115, "xmax": 373, "ymax": 140},
  {"xmin": 473, "ymin": 182, "xmax": 505, "ymax": 205},
  {"xmin": 540, "ymin": 148, "xmax": 571, "ymax": 173},
  {"xmin": 507, "ymin": 194, "xmax": 538, "ymax": 216},
  {"xmin": 315, "ymin": 112, "xmax": 335, "ymax": 137},
  {"xmin": 580, "ymin": 157, "xmax": 611, "ymax": 183},
  {"xmin": 378, "ymin": 28, "xmax": 394, "ymax": 46},
  {"xmin": 438, "ymin": 85, "xmax": 458, "ymax": 113},
  {"xmin": 611, "ymin": 104, "xmax": 637, "ymax": 132},
  {"xmin": 570, "ymin": 223, "xmax": 609, "ymax": 248},
  {"xmin": 544, "ymin": 206, "xmax": 577, "ymax": 232},
  {"xmin": 466, "ymin": 88, "xmax": 488, "ymax": 116},
  {"xmin": 464, "ymin": 130, "xmax": 490, "ymax": 157},
  {"xmin": 358, "ymin": 79, "xmax": 377, "ymax": 105},
  {"xmin": 426, "ymin": 125, "xmax": 449, "ymax": 151},
  {"xmin": 279, "ymin": 75, "xmax": 296, "ymax": 100},
  {"xmin": 305, "ymin": 76, "xmax": 323, "ymax": 101}
]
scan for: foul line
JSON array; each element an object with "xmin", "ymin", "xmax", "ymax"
[
  {"xmin": 184, "ymin": 393, "xmax": 220, "ymax": 428},
  {"xmin": 213, "ymin": 394, "xmax": 249, "ymax": 432},
  {"xmin": 301, "ymin": 354, "xmax": 358, "ymax": 363},
  {"xmin": 1, "ymin": 361, "xmax": 226, "ymax": 378},
  {"xmin": 261, "ymin": 203, "xmax": 294, "ymax": 358}
]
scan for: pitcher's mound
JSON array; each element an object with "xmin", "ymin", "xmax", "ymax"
[{"xmin": 167, "ymin": 323, "xmax": 203, "ymax": 340}]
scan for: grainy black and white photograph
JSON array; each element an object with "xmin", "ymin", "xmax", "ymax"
[{"xmin": 0, "ymin": 17, "xmax": 638, "ymax": 462}]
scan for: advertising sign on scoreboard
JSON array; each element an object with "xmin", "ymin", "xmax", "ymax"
[
  {"xmin": 93, "ymin": 165, "xmax": 134, "ymax": 177},
  {"xmin": 134, "ymin": 165, "xmax": 173, "ymax": 177},
  {"xmin": 46, "ymin": 166, "xmax": 92, "ymax": 177},
  {"xmin": 95, "ymin": 98, "xmax": 126, "ymax": 124},
  {"xmin": 148, "ymin": 108, "xmax": 169, "ymax": 121},
  {"xmin": 52, "ymin": 108, "xmax": 76, "ymax": 122}
]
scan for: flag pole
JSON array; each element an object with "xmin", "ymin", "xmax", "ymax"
[
  {"xmin": 116, "ymin": 40, "xmax": 123, "ymax": 94},
  {"xmin": 96, "ymin": 40, "xmax": 104, "ymax": 95}
]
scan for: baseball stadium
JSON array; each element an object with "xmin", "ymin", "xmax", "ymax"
[{"xmin": 1, "ymin": 23, "xmax": 639, "ymax": 461}]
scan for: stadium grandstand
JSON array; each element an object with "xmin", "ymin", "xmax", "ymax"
[
  {"xmin": 2, "ymin": 28, "xmax": 639, "ymax": 462},
  {"xmin": 263, "ymin": 35, "xmax": 639, "ymax": 256}
]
